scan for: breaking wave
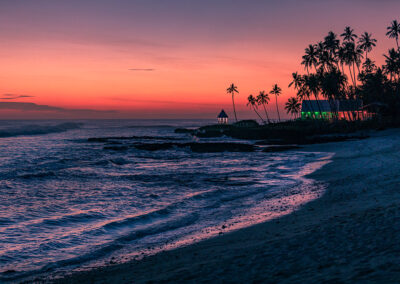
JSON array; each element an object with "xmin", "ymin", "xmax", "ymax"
[{"xmin": 0, "ymin": 122, "xmax": 82, "ymax": 138}]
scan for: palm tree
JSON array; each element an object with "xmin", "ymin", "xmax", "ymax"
[
  {"xmin": 256, "ymin": 91, "xmax": 271, "ymax": 123},
  {"xmin": 289, "ymin": 72, "xmax": 314, "ymax": 116},
  {"xmin": 226, "ymin": 83, "xmax": 239, "ymax": 122},
  {"xmin": 341, "ymin": 26, "xmax": 358, "ymax": 43},
  {"xmin": 324, "ymin": 31, "xmax": 340, "ymax": 58},
  {"xmin": 247, "ymin": 95, "xmax": 265, "ymax": 123},
  {"xmin": 386, "ymin": 20, "xmax": 400, "ymax": 51},
  {"xmin": 302, "ymin": 44, "xmax": 318, "ymax": 74},
  {"xmin": 358, "ymin": 32, "xmax": 377, "ymax": 60},
  {"xmin": 343, "ymin": 42, "xmax": 363, "ymax": 87},
  {"xmin": 285, "ymin": 97, "xmax": 301, "ymax": 119},
  {"xmin": 362, "ymin": 58, "xmax": 377, "ymax": 74},
  {"xmin": 270, "ymin": 84, "xmax": 282, "ymax": 122},
  {"xmin": 383, "ymin": 48, "xmax": 400, "ymax": 82},
  {"xmin": 304, "ymin": 74, "xmax": 323, "ymax": 116}
]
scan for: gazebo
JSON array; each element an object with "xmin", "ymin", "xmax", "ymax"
[{"xmin": 217, "ymin": 109, "xmax": 228, "ymax": 124}]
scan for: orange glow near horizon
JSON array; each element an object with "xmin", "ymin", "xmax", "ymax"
[{"xmin": 0, "ymin": 0, "xmax": 399, "ymax": 119}]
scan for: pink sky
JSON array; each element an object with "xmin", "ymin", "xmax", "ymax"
[{"xmin": 0, "ymin": 0, "xmax": 399, "ymax": 119}]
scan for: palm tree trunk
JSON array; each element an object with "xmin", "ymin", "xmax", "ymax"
[
  {"xmin": 262, "ymin": 104, "xmax": 271, "ymax": 123},
  {"xmin": 275, "ymin": 95, "xmax": 281, "ymax": 122},
  {"xmin": 253, "ymin": 107, "xmax": 265, "ymax": 123},
  {"xmin": 232, "ymin": 93, "xmax": 238, "ymax": 122},
  {"xmin": 348, "ymin": 65, "xmax": 355, "ymax": 86},
  {"xmin": 314, "ymin": 94, "xmax": 323, "ymax": 119}
]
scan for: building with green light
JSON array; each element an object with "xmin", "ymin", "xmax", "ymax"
[{"xmin": 301, "ymin": 100, "xmax": 364, "ymax": 120}]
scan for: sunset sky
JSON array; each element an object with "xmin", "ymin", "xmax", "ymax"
[{"xmin": 0, "ymin": 0, "xmax": 399, "ymax": 119}]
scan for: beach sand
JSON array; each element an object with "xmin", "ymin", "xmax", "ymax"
[{"xmin": 54, "ymin": 128, "xmax": 400, "ymax": 283}]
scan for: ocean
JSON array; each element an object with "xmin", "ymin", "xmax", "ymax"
[{"xmin": 0, "ymin": 119, "xmax": 331, "ymax": 280}]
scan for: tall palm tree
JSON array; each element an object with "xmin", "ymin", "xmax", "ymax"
[
  {"xmin": 341, "ymin": 26, "xmax": 358, "ymax": 43},
  {"xmin": 289, "ymin": 72, "xmax": 314, "ymax": 116},
  {"xmin": 270, "ymin": 84, "xmax": 282, "ymax": 122},
  {"xmin": 226, "ymin": 83, "xmax": 239, "ymax": 122},
  {"xmin": 386, "ymin": 20, "xmax": 400, "ymax": 51},
  {"xmin": 343, "ymin": 42, "xmax": 363, "ymax": 87},
  {"xmin": 358, "ymin": 32, "xmax": 377, "ymax": 60},
  {"xmin": 285, "ymin": 97, "xmax": 301, "ymax": 119},
  {"xmin": 256, "ymin": 91, "xmax": 271, "ymax": 123},
  {"xmin": 362, "ymin": 58, "xmax": 376, "ymax": 74},
  {"xmin": 247, "ymin": 95, "xmax": 265, "ymax": 123},
  {"xmin": 324, "ymin": 31, "xmax": 340, "ymax": 58},
  {"xmin": 302, "ymin": 44, "xmax": 319, "ymax": 74},
  {"xmin": 383, "ymin": 48, "xmax": 400, "ymax": 82},
  {"xmin": 304, "ymin": 74, "xmax": 323, "ymax": 116}
]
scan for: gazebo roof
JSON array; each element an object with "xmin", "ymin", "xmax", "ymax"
[{"xmin": 218, "ymin": 109, "xmax": 228, "ymax": 118}]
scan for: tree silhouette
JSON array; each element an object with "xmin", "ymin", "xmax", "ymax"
[
  {"xmin": 302, "ymin": 44, "xmax": 318, "ymax": 74},
  {"xmin": 226, "ymin": 83, "xmax": 239, "ymax": 122},
  {"xmin": 341, "ymin": 26, "xmax": 358, "ymax": 43},
  {"xmin": 383, "ymin": 48, "xmax": 400, "ymax": 82},
  {"xmin": 386, "ymin": 20, "xmax": 400, "ymax": 51},
  {"xmin": 247, "ymin": 94, "xmax": 265, "ymax": 123},
  {"xmin": 270, "ymin": 84, "xmax": 282, "ymax": 122},
  {"xmin": 256, "ymin": 91, "xmax": 271, "ymax": 123},
  {"xmin": 358, "ymin": 32, "xmax": 377, "ymax": 60},
  {"xmin": 285, "ymin": 97, "xmax": 301, "ymax": 119}
]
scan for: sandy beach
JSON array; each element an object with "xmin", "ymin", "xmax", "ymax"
[{"xmin": 46, "ymin": 128, "xmax": 400, "ymax": 283}]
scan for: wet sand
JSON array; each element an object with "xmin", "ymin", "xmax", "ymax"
[{"xmin": 52, "ymin": 128, "xmax": 400, "ymax": 283}]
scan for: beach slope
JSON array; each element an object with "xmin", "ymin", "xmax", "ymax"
[{"xmin": 56, "ymin": 129, "xmax": 400, "ymax": 283}]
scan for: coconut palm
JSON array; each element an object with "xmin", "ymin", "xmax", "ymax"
[
  {"xmin": 289, "ymin": 72, "xmax": 315, "ymax": 116},
  {"xmin": 226, "ymin": 83, "xmax": 239, "ymax": 122},
  {"xmin": 362, "ymin": 58, "xmax": 377, "ymax": 74},
  {"xmin": 247, "ymin": 94, "xmax": 265, "ymax": 123},
  {"xmin": 304, "ymin": 74, "xmax": 323, "ymax": 116},
  {"xmin": 302, "ymin": 44, "xmax": 319, "ymax": 74},
  {"xmin": 270, "ymin": 84, "xmax": 282, "ymax": 122},
  {"xmin": 386, "ymin": 20, "xmax": 400, "ymax": 51},
  {"xmin": 324, "ymin": 31, "xmax": 340, "ymax": 58},
  {"xmin": 256, "ymin": 91, "xmax": 271, "ymax": 123},
  {"xmin": 383, "ymin": 48, "xmax": 400, "ymax": 82},
  {"xmin": 341, "ymin": 26, "xmax": 358, "ymax": 43},
  {"xmin": 285, "ymin": 97, "xmax": 301, "ymax": 119},
  {"xmin": 358, "ymin": 32, "xmax": 377, "ymax": 60},
  {"xmin": 343, "ymin": 42, "xmax": 363, "ymax": 87}
]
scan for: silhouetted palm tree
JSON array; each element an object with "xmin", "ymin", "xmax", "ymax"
[
  {"xmin": 324, "ymin": 31, "xmax": 340, "ymax": 58},
  {"xmin": 302, "ymin": 44, "xmax": 318, "ymax": 73},
  {"xmin": 270, "ymin": 84, "xmax": 282, "ymax": 122},
  {"xmin": 247, "ymin": 94, "xmax": 265, "ymax": 123},
  {"xmin": 343, "ymin": 42, "xmax": 363, "ymax": 87},
  {"xmin": 341, "ymin": 26, "xmax": 358, "ymax": 43},
  {"xmin": 226, "ymin": 83, "xmax": 239, "ymax": 122},
  {"xmin": 362, "ymin": 58, "xmax": 377, "ymax": 74},
  {"xmin": 285, "ymin": 97, "xmax": 301, "ymax": 119},
  {"xmin": 289, "ymin": 72, "xmax": 314, "ymax": 116},
  {"xmin": 386, "ymin": 20, "xmax": 400, "ymax": 51},
  {"xmin": 358, "ymin": 32, "xmax": 377, "ymax": 60},
  {"xmin": 304, "ymin": 74, "xmax": 323, "ymax": 115},
  {"xmin": 256, "ymin": 91, "xmax": 271, "ymax": 123},
  {"xmin": 383, "ymin": 48, "xmax": 400, "ymax": 82}
]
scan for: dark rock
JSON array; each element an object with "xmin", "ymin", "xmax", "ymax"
[
  {"xmin": 134, "ymin": 143, "xmax": 175, "ymax": 151},
  {"xmin": 262, "ymin": 145, "xmax": 301, "ymax": 152},
  {"xmin": 174, "ymin": 128, "xmax": 195, "ymax": 134},
  {"xmin": 89, "ymin": 136, "xmax": 183, "ymax": 143},
  {"xmin": 103, "ymin": 146, "xmax": 129, "ymax": 151},
  {"xmin": 187, "ymin": 143, "xmax": 254, "ymax": 153},
  {"xmin": 133, "ymin": 142, "xmax": 255, "ymax": 153}
]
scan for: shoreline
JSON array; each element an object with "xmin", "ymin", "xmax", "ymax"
[{"xmin": 34, "ymin": 129, "xmax": 400, "ymax": 282}]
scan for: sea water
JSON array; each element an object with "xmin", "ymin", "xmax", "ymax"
[{"xmin": 0, "ymin": 119, "xmax": 331, "ymax": 280}]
